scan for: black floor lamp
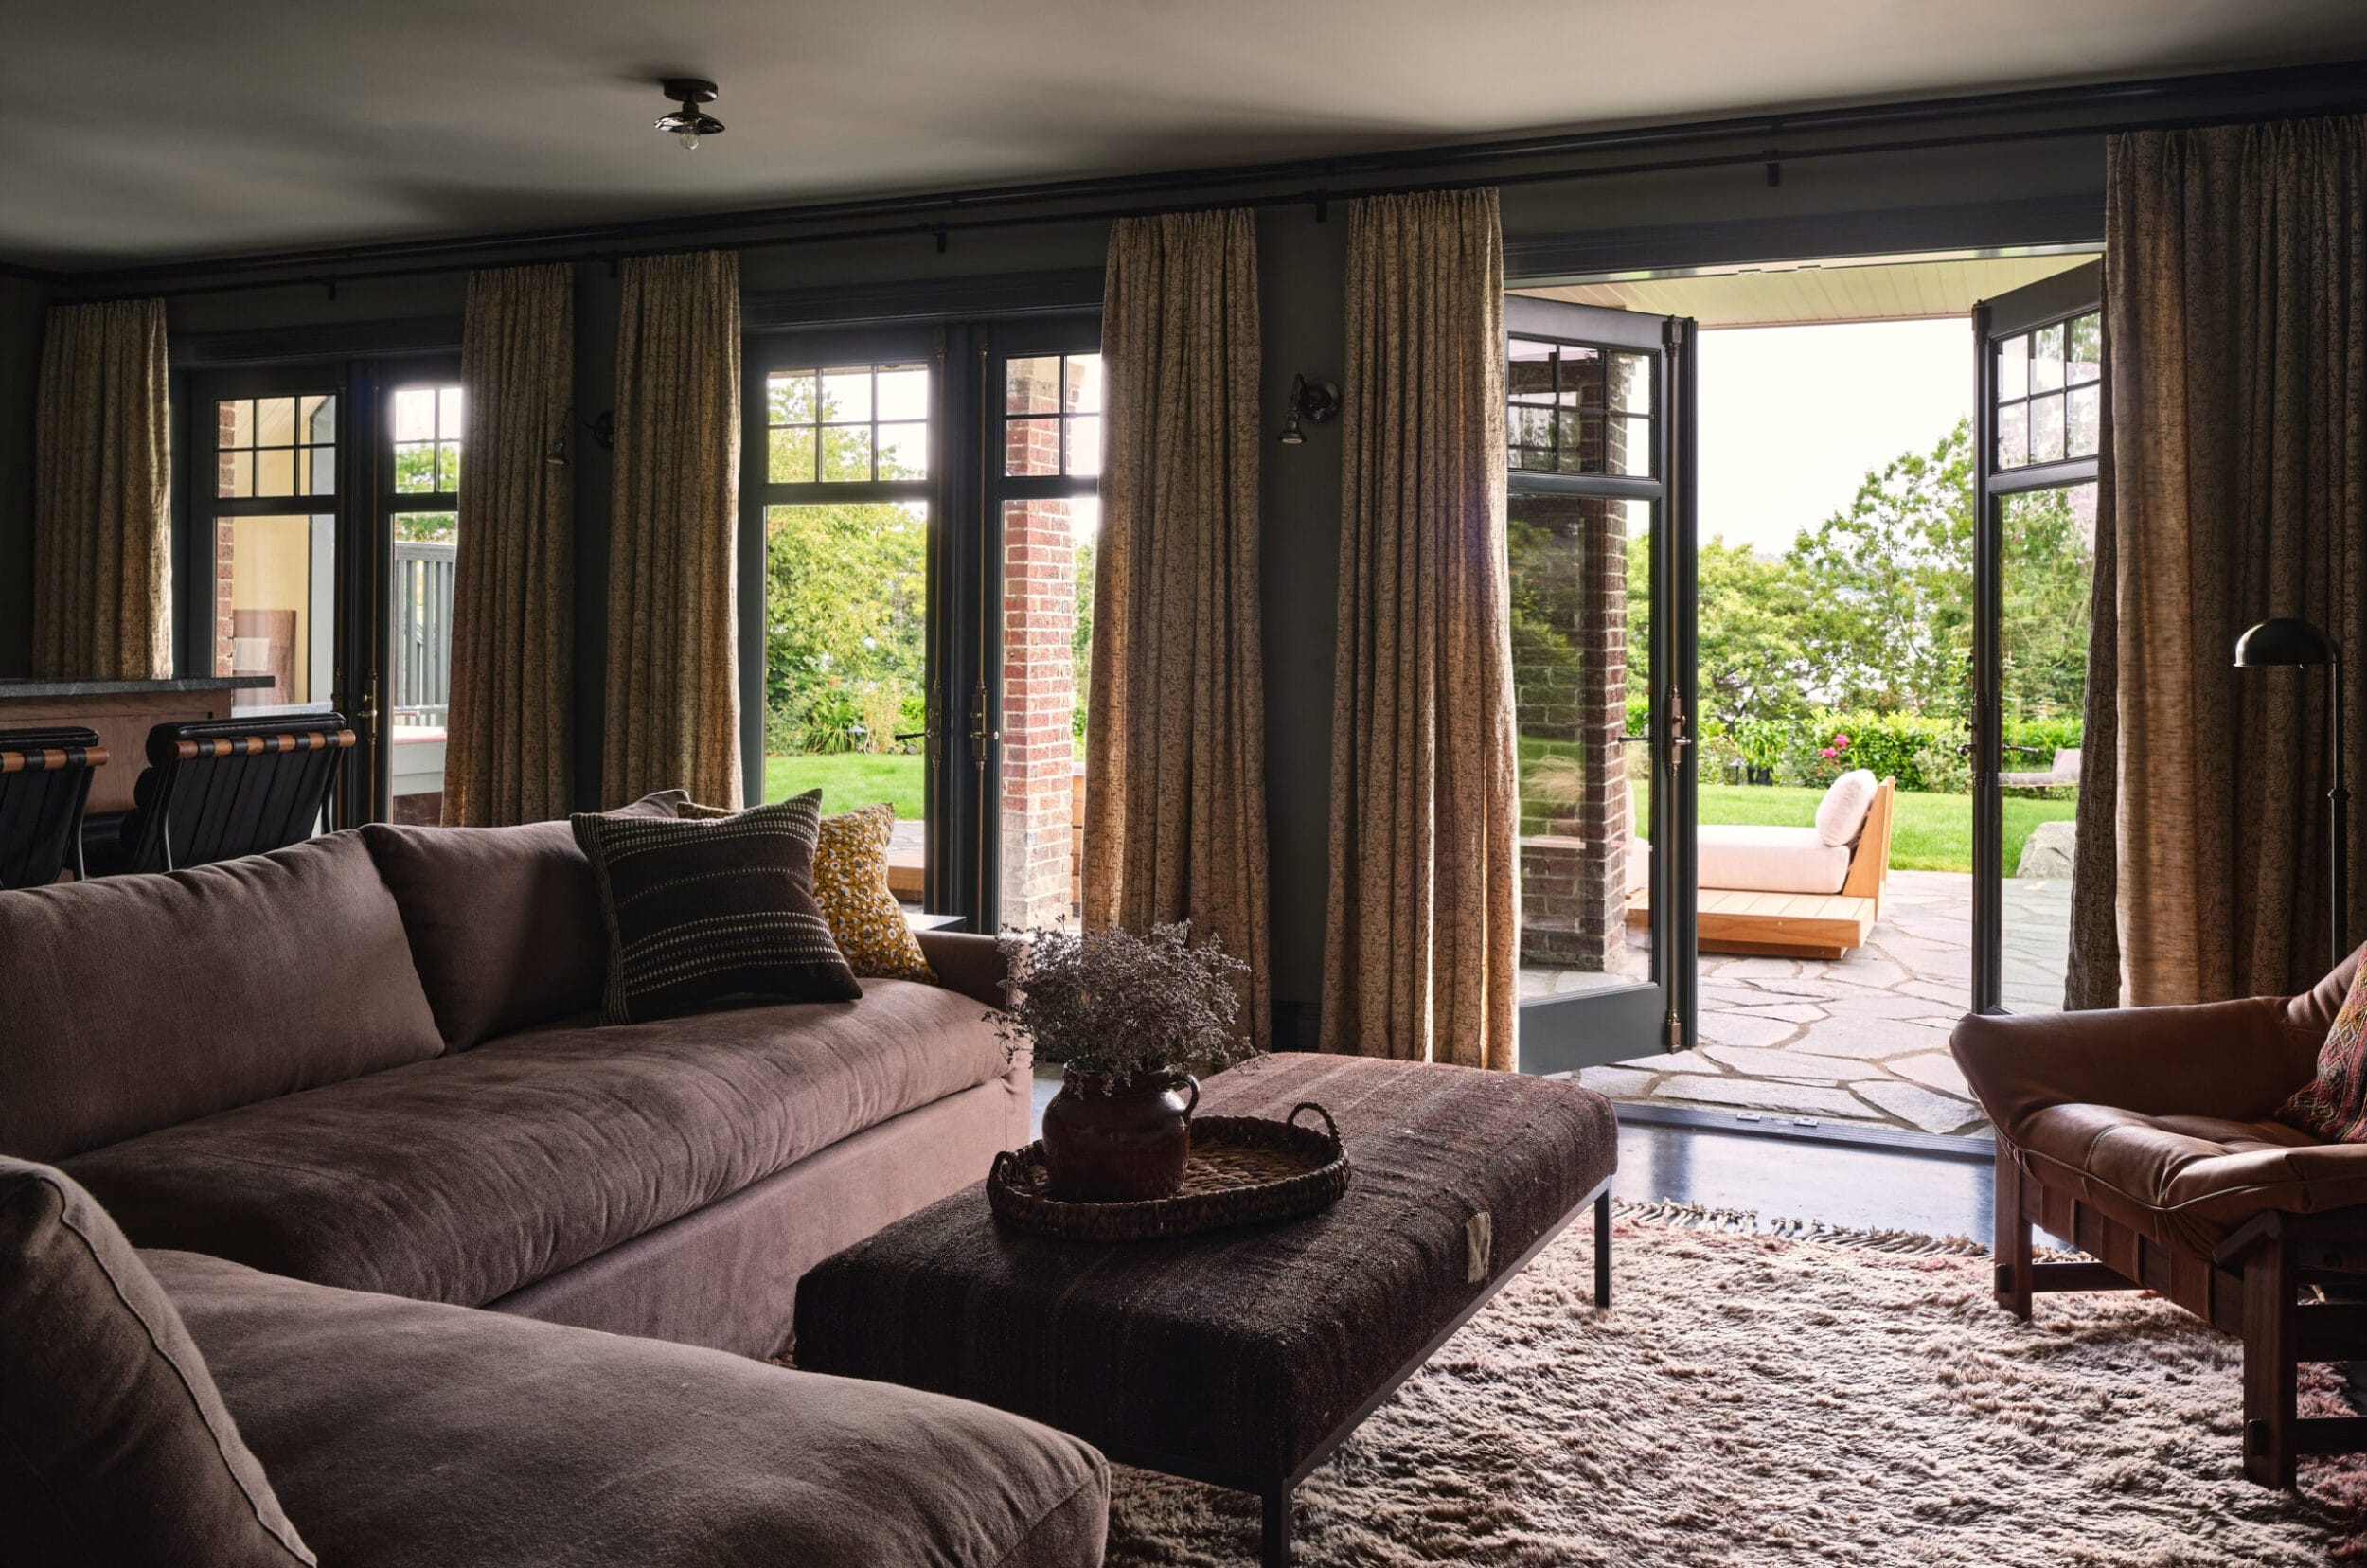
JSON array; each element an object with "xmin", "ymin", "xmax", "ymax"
[{"xmin": 2234, "ymin": 617, "xmax": 2351, "ymax": 972}]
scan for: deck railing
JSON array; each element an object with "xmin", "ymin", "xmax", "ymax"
[{"xmin": 391, "ymin": 541, "xmax": 456, "ymax": 728}]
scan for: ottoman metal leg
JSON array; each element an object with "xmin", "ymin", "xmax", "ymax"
[
  {"xmin": 1594, "ymin": 1189, "xmax": 1612, "ymax": 1308},
  {"xmin": 1261, "ymin": 1485, "xmax": 1293, "ymax": 1567}
]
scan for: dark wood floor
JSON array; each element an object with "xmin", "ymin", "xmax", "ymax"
[{"xmin": 1031, "ymin": 1070, "xmax": 1996, "ymax": 1241}]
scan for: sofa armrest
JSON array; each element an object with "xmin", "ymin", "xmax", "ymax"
[
  {"xmin": 1949, "ymin": 996, "xmax": 2319, "ymax": 1133},
  {"xmin": 917, "ymin": 931, "xmax": 1010, "ymax": 1009}
]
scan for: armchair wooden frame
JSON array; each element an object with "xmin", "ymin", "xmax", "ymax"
[{"xmin": 1994, "ymin": 1145, "xmax": 2367, "ymax": 1488}]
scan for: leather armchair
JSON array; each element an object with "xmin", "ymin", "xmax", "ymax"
[{"xmin": 1950, "ymin": 948, "xmax": 2367, "ymax": 1488}]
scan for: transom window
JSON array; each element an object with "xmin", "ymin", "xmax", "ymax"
[
  {"xmin": 392, "ymin": 386, "xmax": 465, "ymax": 493},
  {"xmin": 769, "ymin": 363, "xmax": 931, "ymax": 482},
  {"xmin": 1003, "ymin": 354, "xmax": 1103, "ymax": 477},
  {"xmin": 216, "ymin": 394, "xmax": 336, "ymax": 498},
  {"xmin": 1992, "ymin": 310, "xmax": 2101, "ymax": 471},
  {"xmin": 1507, "ymin": 337, "xmax": 1652, "ymax": 476}
]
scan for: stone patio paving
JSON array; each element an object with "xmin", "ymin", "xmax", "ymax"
[{"xmin": 1535, "ymin": 870, "xmax": 2071, "ymax": 1138}]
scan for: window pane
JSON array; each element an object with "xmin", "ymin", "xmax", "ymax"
[
  {"xmin": 1997, "ymin": 402, "xmax": 2028, "ymax": 469},
  {"xmin": 821, "ymin": 424, "xmax": 873, "ymax": 481},
  {"xmin": 436, "ymin": 440, "xmax": 463, "ymax": 493},
  {"xmin": 877, "ymin": 421, "xmax": 927, "ymax": 479},
  {"xmin": 308, "ymin": 446, "xmax": 336, "ymax": 495},
  {"xmin": 1005, "ymin": 417, "xmax": 1061, "ymax": 476},
  {"xmin": 2031, "ymin": 324, "xmax": 2064, "ymax": 392},
  {"xmin": 221, "ymin": 449, "xmax": 253, "ymax": 499},
  {"xmin": 388, "ymin": 514, "xmax": 456, "ymax": 824},
  {"xmin": 1557, "ymin": 346, "xmax": 1604, "ymax": 409},
  {"xmin": 256, "ymin": 397, "xmax": 296, "ymax": 447},
  {"xmin": 769, "ymin": 371, "xmax": 817, "ymax": 425},
  {"xmin": 2029, "ymin": 394, "xmax": 2065, "ymax": 463},
  {"xmin": 821, "ymin": 368, "xmax": 871, "ymax": 424},
  {"xmin": 2068, "ymin": 384, "xmax": 2101, "ymax": 458},
  {"xmin": 394, "ymin": 442, "xmax": 436, "ymax": 492},
  {"xmin": 1067, "ymin": 416, "xmax": 1102, "ymax": 477},
  {"xmin": 995, "ymin": 495, "xmax": 1093, "ymax": 928},
  {"xmin": 2067, "ymin": 312, "xmax": 2101, "ymax": 384},
  {"xmin": 1506, "ymin": 338, "xmax": 1555, "ymax": 404},
  {"xmin": 437, "ymin": 386, "xmax": 465, "ymax": 438},
  {"xmin": 220, "ymin": 399, "xmax": 254, "ymax": 449},
  {"xmin": 875, "ymin": 366, "xmax": 930, "ymax": 422},
  {"xmin": 227, "ymin": 513, "xmax": 334, "ymax": 711},
  {"xmin": 1605, "ymin": 415, "xmax": 1650, "ymax": 476},
  {"xmin": 1069, "ymin": 354, "xmax": 1104, "ymax": 415},
  {"xmin": 770, "ymin": 427, "xmax": 816, "ymax": 483},
  {"xmin": 1607, "ymin": 352, "xmax": 1650, "ymax": 414},
  {"xmin": 302, "ymin": 394, "xmax": 336, "ymax": 443},
  {"xmin": 393, "ymin": 388, "xmax": 436, "ymax": 442},
  {"xmin": 257, "ymin": 447, "xmax": 295, "ymax": 496},
  {"xmin": 1006, "ymin": 356, "xmax": 1064, "ymax": 416},
  {"xmin": 1996, "ymin": 335, "xmax": 2027, "ymax": 401}
]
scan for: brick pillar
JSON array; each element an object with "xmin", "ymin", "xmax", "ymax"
[{"xmin": 997, "ymin": 359, "xmax": 1082, "ymax": 929}]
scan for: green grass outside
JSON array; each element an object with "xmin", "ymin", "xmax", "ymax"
[
  {"xmin": 763, "ymin": 754, "xmax": 926, "ymax": 820},
  {"xmin": 1635, "ymin": 780, "xmax": 2073, "ymax": 875}
]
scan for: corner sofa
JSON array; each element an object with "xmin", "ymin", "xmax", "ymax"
[{"xmin": 0, "ymin": 803, "xmax": 1109, "ymax": 1564}]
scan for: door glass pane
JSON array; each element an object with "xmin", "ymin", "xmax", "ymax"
[
  {"xmin": 997, "ymin": 496, "xmax": 1097, "ymax": 931},
  {"xmin": 227, "ymin": 514, "xmax": 336, "ymax": 714},
  {"xmin": 388, "ymin": 511, "xmax": 456, "ymax": 823},
  {"xmin": 1000, "ymin": 354, "xmax": 1102, "ymax": 477},
  {"xmin": 1506, "ymin": 336, "xmax": 1653, "ymax": 478},
  {"xmin": 763, "ymin": 501, "xmax": 931, "ymax": 903},
  {"xmin": 1997, "ymin": 482, "xmax": 2095, "ymax": 1013},
  {"xmin": 1514, "ymin": 493, "xmax": 1653, "ymax": 1000},
  {"xmin": 770, "ymin": 363, "xmax": 931, "ymax": 482}
]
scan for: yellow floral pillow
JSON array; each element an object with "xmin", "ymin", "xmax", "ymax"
[{"xmin": 812, "ymin": 803, "xmax": 935, "ymax": 983}]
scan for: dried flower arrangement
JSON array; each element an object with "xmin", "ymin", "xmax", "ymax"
[{"xmin": 992, "ymin": 921, "xmax": 1256, "ymax": 1087}]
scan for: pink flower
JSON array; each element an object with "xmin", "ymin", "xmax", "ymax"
[
  {"xmin": 1832, "ymin": 732, "xmax": 1850, "ymax": 747},
  {"xmin": 1820, "ymin": 747, "xmax": 1837, "ymax": 759}
]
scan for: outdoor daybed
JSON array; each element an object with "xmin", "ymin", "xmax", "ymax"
[{"xmin": 1628, "ymin": 770, "xmax": 1895, "ymax": 959}]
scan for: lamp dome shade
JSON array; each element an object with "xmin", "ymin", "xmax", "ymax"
[{"xmin": 2234, "ymin": 616, "xmax": 2339, "ymax": 668}]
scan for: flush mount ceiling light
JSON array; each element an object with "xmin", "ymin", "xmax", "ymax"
[{"xmin": 655, "ymin": 79, "xmax": 724, "ymax": 151}]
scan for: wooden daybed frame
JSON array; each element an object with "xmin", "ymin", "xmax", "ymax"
[{"xmin": 1626, "ymin": 777, "xmax": 1895, "ymax": 960}]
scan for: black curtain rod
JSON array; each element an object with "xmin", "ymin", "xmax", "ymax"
[{"xmin": 54, "ymin": 60, "xmax": 2367, "ymax": 304}]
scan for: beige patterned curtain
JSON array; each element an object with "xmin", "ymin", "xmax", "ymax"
[
  {"xmin": 444, "ymin": 263, "xmax": 574, "ymax": 825},
  {"xmin": 1084, "ymin": 209, "xmax": 1271, "ymax": 1046},
  {"xmin": 604, "ymin": 251, "xmax": 741, "ymax": 809},
  {"xmin": 2088, "ymin": 115, "xmax": 2366, "ymax": 1004},
  {"xmin": 31, "ymin": 298, "xmax": 170, "ymax": 679},
  {"xmin": 1321, "ymin": 189, "xmax": 1520, "ymax": 1069}
]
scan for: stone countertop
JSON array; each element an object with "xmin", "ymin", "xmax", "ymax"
[{"xmin": 0, "ymin": 675, "xmax": 276, "ymax": 700}]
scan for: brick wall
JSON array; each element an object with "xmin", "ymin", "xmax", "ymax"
[
  {"xmin": 997, "ymin": 360, "xmax": 1086, "ymax": 929},
  {"xmin": 213, "ymin": 401, "xmax": 237, "ymax": 676}
]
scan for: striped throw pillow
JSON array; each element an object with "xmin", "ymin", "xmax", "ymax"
[{"xmin": 571, "ymin": 790, "xmax": 861, "ymax": 1025}]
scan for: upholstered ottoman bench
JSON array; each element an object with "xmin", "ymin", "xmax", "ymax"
[{"xmin": 795, "ymin": 1052, "xmax": 1618, "ymax": 1566}]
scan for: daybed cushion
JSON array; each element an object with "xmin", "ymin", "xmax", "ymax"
[
  {"xmin": 1814, "ymin": 768, "xmax": 1879, "ymax": 846},
  {"xmin": 62, "ymin": 981, "xmax": 1008, "ymax": 1309},
  {"xmin": 361, "ymin": 791, "xmax": 687, "ymax": 1051},
  {"xmin": 0, "ymin": 1160, "xmax": 314, "ymax": 1568},
  {"xmin": 1695, "ymin": 824, "xmax": 1853, "ymax": 896},
  {"xmin": 153, "ymin": 1248, "xmax": 1109, "ymax": 1568},
  {"xmin": 0, "ymin": 832, "xmax": 445, "ymax": 1163}
]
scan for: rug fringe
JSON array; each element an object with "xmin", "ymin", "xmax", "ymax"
[{"xmin": 1613, "ymin": 1198, "xmax": 1988, "ymax": 1257}]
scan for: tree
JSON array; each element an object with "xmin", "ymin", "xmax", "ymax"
[
  {"xmin": 1997, "ymin": 487, "xmax": 2092, "ymax": 723},
  {"xmin": 1626, "ymin": 532, "xmax": 1812, "ymax": 735}
]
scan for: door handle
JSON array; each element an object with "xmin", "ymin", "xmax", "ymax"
[{"xmin": 1664, "ymin": 688, "xmax": 1692, "ymax": 775}]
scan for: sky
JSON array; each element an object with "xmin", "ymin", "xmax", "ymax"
[{"xmin": 1694, "ymin": 317, "xmax": 1971, "ymax": 556}]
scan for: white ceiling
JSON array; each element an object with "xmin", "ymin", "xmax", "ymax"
[
  {"xmin": 6, "ymin": 0, "xmax": 2365, "ymax": 270},
  {"xmin": 1520, "ymin": 251, "xmax": 2098, "ymax": 328}
]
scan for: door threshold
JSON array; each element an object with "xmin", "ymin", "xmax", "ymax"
[{"xmin": 1611, "ymin": 1099, "xmax": 1996, "ymax": 1162}]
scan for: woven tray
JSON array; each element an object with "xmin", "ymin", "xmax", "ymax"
[{"xmin": 988, "ymin": 1101, "xmax": 1350, "ymax": 1242}]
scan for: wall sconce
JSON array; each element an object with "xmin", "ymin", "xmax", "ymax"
[
  {"xmin": 1277, "ymin": 374, "xmax": 1342, "ymax": 446},
  {"xmin": 545, "ymin": 408, "xmax": 617, "ymax": 467}
]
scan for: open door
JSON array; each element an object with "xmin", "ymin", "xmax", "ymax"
[
  {"xmin": 1971, "ymin": 261, "xmax": 2103, "ymax": 1014},
  {"xmin": 1504, "ymin": 295, "xmax": 1699, "ymax": 1074}
]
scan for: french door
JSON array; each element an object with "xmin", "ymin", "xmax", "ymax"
[
  {"xmin": 1503, "ymin": 295, "xmax": 1700, "ymax": 1074},
  {"xmin": 739, "ymin": 312, "xmax": 1101, "ymax": 932},
  {"xmin": 1971, "ymin": 261, "xmax": 2103, "ymax": 1014}
]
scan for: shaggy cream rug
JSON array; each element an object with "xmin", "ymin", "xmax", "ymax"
[{"xmin": 1104, "ymin": 1207, "xmax": 2367, "ymax": 1566}]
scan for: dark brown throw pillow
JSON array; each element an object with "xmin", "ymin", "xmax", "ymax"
[
  {"xmin": 0, "ymin": 1158, "xmax": 316, "ymax": 1567},
  {"xmin": 571, "ymin": 789, "xmax": 862, "ymax": 1024}
]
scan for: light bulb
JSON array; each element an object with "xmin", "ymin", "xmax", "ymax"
[{"xmin": 678, "ymin": 127, "xmax": 701, "ymax": 151}]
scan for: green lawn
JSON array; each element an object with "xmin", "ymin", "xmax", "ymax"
[
  {"xmin": 764, "ymin": 754, "xmax": 926, "ymax": 820},
  {"xmin": 1636, "ymin": 781, "xmax": 2073, "ymax": 875}
]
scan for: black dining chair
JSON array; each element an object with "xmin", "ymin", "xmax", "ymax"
[
  {"xmin": 102, "ymin": 715, "xmax": 354, "ymax": 875},
  {"xmin": 0, "ymin": 726, "xmax": 108, "ymax": 889}
]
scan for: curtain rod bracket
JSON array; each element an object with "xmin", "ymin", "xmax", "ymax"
[
  {"xmin": 1313, "ymin": 196, "xmax": 1328, "ymax": 224},
  {"xmin": 934, "ymin": 227, "xmax": 949, "ymax": 255}
]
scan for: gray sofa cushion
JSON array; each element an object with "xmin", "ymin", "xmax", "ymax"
[
  {"xmin": 63, "ymin": 980, "xmax": 1010, "ymax": 1308},
  {"xmin": 154, "ymin": 1248, "xmax": 1108, "ymax": 1568},
  {"xmin": 0, "ymin": 1160, "xmax": 314, "ymax": 1568},
  {"xmin": 0, "ymin": 833, "xmax": 445, "ymax": 1162},
  {"xmin": 361, "ymin": 791, "xmax": 687, "ymax": 1051}
]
